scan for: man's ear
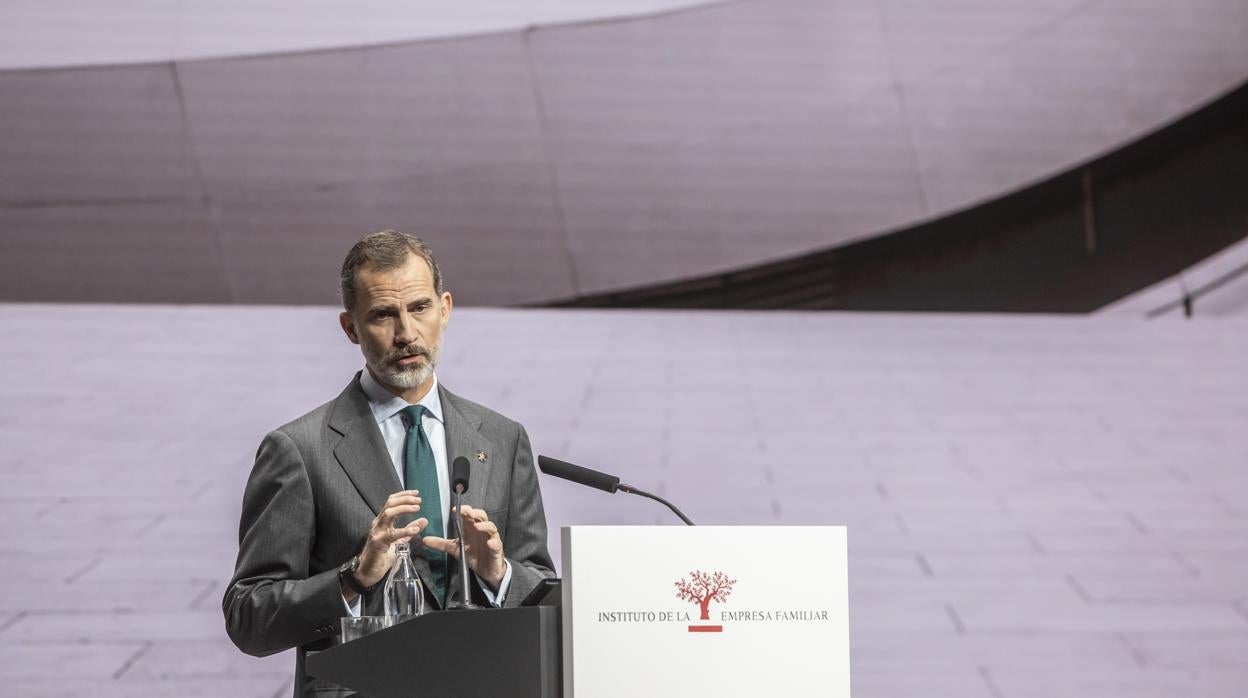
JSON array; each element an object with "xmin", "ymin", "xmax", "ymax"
[
  {"xmin": 440, "ymin": 291, "xmax": 453, "ymax": 329},
  {"xmin": 340, "ymin": 311, "xmax": 360, "ymax": 345}
]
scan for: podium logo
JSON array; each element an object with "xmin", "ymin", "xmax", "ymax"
[
  {"xmin": 674, "ymin": 570, "xmax": 736, "ymax": 633},
  {"xmin": 595, "ymin": 569, "xmax": 825, "ymax": 633}
]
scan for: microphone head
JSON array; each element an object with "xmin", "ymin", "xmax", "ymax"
[
  {"xmin": 451, "ymin": 456, "xmax": 471, "ymax": 493},
  {"xmin": 537, "ymin": 455, "xmax": 620, "ymax": 494}
]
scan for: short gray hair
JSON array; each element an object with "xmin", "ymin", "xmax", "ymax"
[{"xmin": 339, "ymin": 230, "xmax": 444, "ymax": 312}]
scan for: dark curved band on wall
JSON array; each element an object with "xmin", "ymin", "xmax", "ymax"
[{"xmin": 545, "ymin": 80, "xmax": 1248, "ymax": 314}]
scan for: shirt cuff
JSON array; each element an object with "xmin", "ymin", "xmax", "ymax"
[
  {"xmin": 476, "ymin": 560, "xmax": 513, "ymax": 608},
  {"xmin": 342, "ymin": 591, "xmax": 362, "ymax": 617}
]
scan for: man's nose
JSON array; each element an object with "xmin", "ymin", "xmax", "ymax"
[{"xmin": 394, "ymin": 311, "xmax": 418, "ymax": 345}]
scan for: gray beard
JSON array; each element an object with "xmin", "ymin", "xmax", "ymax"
[
  {"xmin": 370, "ymin": 358, "xmax": 435, "ymax": 390},
  {"xmin": 368, "ymin": 341, "xmax": 439, "ymax": 391}
]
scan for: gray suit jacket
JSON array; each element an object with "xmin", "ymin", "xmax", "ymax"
[{"xmin": 223, "ymin": 374, "xmax": 556, "ymax": 697}]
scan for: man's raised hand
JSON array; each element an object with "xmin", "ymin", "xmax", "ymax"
[{"xmin": 354, "ymin": 490, "xmax": 427, "ymax": 590}]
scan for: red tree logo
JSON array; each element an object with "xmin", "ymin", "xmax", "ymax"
[{"xmin": 674, "ymin": 570, "xmax": 736, "ymax": 621}]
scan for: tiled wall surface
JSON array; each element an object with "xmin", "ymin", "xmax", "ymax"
[{"xmin": 0, "ymin": 304, "xmax": 1243, "ymax": 696}]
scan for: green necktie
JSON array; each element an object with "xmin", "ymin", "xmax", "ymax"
[{"xmin": 399, "ymin": 404, "xmax": 447, "ymax": 606}]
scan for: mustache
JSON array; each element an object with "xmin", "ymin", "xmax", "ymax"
[{"xmin": 387, "ymin": 345, "xmax": 431, "ymax": 362}]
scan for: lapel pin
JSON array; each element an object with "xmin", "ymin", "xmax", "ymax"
[{"xmin": 475, "ymin": 450, "xmax": 487, "ymax": 463}]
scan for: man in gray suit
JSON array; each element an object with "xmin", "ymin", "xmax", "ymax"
[{"xmin": 223, "ymin": 231, "xmax": 556, "ymax": 696}]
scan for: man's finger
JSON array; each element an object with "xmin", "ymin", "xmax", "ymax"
[
  {"xmin": 458, "ymin": 505, "xmax": 490, "ymax": 523},
  {"xmin": 382, "ymin": 496, "xmax": 422, "ymax": 512},
  {"xmin": 384, "ymin": 502, "xmax": 423, "ymax": 515},
  {"xmin": 422, "ymin": 536, "xmax": 460, "ymax": 558},
  {"xmin": 384, "ymin": 490, "xmax": 421, "ymax": 506},
  {"xmin": 377, "ymin": 502, "xmax": 422, "ymax": 527},
  {"xmin": 376, "ymin": 517, "xmax": 428, "ymax": 546}
]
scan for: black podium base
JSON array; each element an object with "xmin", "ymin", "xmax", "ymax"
[{"xmin": 305, "ymin": 606, "xmax": 561, "ymax": 698}]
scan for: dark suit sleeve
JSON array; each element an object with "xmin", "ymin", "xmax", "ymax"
[
  {"xmin": 500, "ymin": 424, "xmax": 558, "ymax": 607},
  {"xmin": 223, "ymin": 430, "xmax": 346, "ymax": 656}
]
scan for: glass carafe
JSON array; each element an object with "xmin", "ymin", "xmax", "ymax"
[{"xmin": 383, "ymin": 542, "xmax": 424, "ymax": 621}]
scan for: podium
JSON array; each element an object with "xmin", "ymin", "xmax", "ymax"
[
  {"xmin": 305, "ymin": 606, "xmax": 561, "ymax": 697},
  {"xmin": 561, "ymin": 526, "xmax": 850, "ymax": 697}
]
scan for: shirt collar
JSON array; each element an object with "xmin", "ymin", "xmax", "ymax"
[{"xmin": 359, "ymin": 369, "xmax": 444, "ymax": 425}]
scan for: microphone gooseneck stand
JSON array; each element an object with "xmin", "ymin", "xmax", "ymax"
[
  {"xmin": 448, "ymin": 456, "xmax": 481, "ymax": 610},
  {"xmin": 616, "ymin": 483, "xmax": 695, "ymax": 526}
]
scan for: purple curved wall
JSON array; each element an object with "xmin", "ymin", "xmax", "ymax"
[{"xmin": 1, "ymin": 0, "xmax": 1246, "ymax": 304}]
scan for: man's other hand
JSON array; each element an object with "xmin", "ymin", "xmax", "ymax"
[{"xmin": 423, "ymin": 505, "xmax": 506, "ymax": 590}]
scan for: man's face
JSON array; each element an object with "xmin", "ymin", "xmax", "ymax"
[{"xmin": 340, "ymin": 255, "xmax": 452, "ymax": 394}]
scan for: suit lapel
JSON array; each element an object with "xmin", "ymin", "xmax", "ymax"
[
  {"xmin": 439, "ymin": 385, "xmax": 493, "ymax": 512},
  {"xmin": 328, "ymin": 374, "xmax": 402, "ymax": 516}
]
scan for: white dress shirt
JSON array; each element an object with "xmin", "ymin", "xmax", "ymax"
[{"xmin": 344, "ymin": 370, "xmax": 511, "ymax": 614}]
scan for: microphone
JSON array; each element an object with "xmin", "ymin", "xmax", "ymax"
[
  {"xmin": 447, "ymin": 456, "xmax": 480, "ymax": 610},
  {"xmin": 452, "ymin": 455, "xmax": 471, "ymax": 493},
  {"xmin": 536, "ymin": 455, "xmax": 620, "ymax": 493},
  {"xmin": 537, "ymin": 456, "xmax": 695, "ymax": 526}
]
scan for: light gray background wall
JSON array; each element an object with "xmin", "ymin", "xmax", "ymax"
[
  {"xmin": 0, "ymin": 0, "xmax": 723, "ymax": 69},
  {"xmin": 0, "ymin": 304, "xmax": 1244, "ymax": 696}
]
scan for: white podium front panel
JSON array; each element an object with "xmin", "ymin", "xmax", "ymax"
[{"xmin": 561, "ymin": 525, "xmax": 850, "ymax": 697}]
